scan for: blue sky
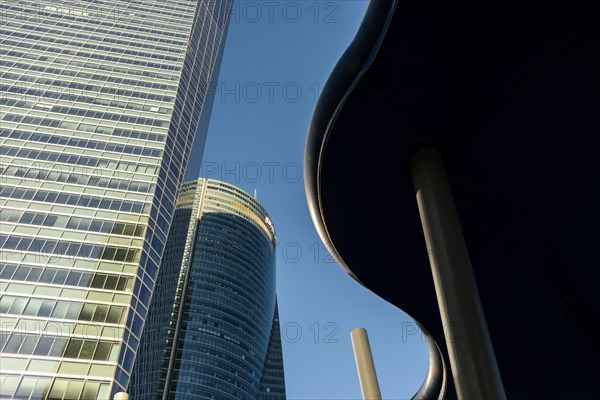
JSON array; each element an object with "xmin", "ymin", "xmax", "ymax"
[{"xmin": 199, "ymin": 1, "xmax": 429, "ymax": 398}]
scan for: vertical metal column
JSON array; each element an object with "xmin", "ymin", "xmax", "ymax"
[
  {"xmin": 351, "ymin": 328, "xmax": 382, "ymax": 400},
  {"xmin": 410, "ymin": 149, "xmax": 506, "ymax": 399}
]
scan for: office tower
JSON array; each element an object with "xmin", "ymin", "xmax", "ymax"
[
  {"xmin": 0, "ymin": 1, "xmax": 232, "ymax": 398},
  {"xmin": 130, "ymin": 179, "xmax": 286, "ymax": 400}
]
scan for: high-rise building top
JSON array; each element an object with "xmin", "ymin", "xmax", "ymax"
[
  {"xmin": 131, "ymin": 179, "xmax": 285, "ymax": 399},
  {"xmin": 0, "ymin": 1, "xmax": 232, "ymax": 398}
]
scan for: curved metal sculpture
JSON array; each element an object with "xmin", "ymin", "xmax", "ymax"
[
  {"xmin": 306, "ymin": 1, "xmax": 448, "ymax": 398},
  {"xmin": 305, "ymin": 0, "xmax": 396, "ymax": 285},
  {"xmin": 305, "ymin": 0, "xmax": 599, "ymax": 398},
  {"xmin": 411, "ymin": 325, "xmax": 446, "ymax": 400}
]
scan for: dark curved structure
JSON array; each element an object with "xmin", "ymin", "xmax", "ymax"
[{"xmin": 305, "ymin": 0, "xmax": 599, "ymax": 398}]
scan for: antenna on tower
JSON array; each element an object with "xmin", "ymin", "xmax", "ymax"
[{"xmin": 254, "ymin": 189, "xmax": 257, "ymax": 200}]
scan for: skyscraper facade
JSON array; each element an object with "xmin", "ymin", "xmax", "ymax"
[
  {"xmin": 130, "ymin": 179, "xmax": 286, "ymax": 400},
  {"xmin": 0, "ymin": 1, "xmax": 232, "ymax": 398}
]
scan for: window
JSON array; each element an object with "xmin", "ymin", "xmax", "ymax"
[
  {"xmin": 79, "ymin": 340, "xmax": 97, "ymax": 359},
  {"xmin": 92, "ymin": 306, "xmax": 108, "ymax": 322},
  {"xmin": 0, "ymin": 296, "xmax": 14, "ymax": 313},
  {"xmin": 106, "ymin": 307, "xmax": 123, "ymax": 324},
  {"xmin": 24, "ymin": 299, "xmax": 43, "ymax": 316},
  {"xmin": 63, "ymin": 339, "xmax": 83, "ymax": 358},
  {"xmin": 8, "ymin": 297, "xmax": 27, "ymax": 314},
  {"xmin": 79, "ymin": 304, "xmax": 96, "ymax": 321},
  {"xmin": 93, "ymin": 342, "xmax": 112, "ymax": 361},
  {"xmin": 91, "ymin": 274, "xmax": 106, "ymax": 289}
]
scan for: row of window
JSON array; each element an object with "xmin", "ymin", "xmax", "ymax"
[
  {"xmin": 112, "ymin": 128, "xmax": 165, "ymax": 142},
  {"xmin": 204, "ymin": 205, "xmax": 274, "ymax": 246},
  {"xmin": 171, "ymin": 324, "xmax": 265, "ymax": 372},
  {"xmin": 186, "ymin": 308, "xmax": 271, "ymax": 345},
  {"xmin": 0, "ymin": 331, "xmax": 120, "ymax": 362},
  {"xmin": 2, "ymin": 38, "xmax": 179, "ymax": 73},
  {"xmin": 2, "ymin": 82, "xmax": 170, "ymax": 115},
  {"xmin": 207, "ymin": 191, "xmax": 273, "ymax": 236},
  {"xmin": 208, "ymin": 184, "xmax": 260, "ymax": 205},
  {"xmin": 12, "ymin": 20, "xmax": 185, "ymax": 55},
  {"xmin": 2, "ymin": 127, "xmax": 163, "ymax": 159},
  {"xmin": 3, "ymin": 29, "xmax": 182, "ymax": 63},
  {"xmin": 2, "ymin": 209, "xmax": 145, "ymax": 238},
  {"xmin": 201, "ymin": 245, "xmax": 271, "ymax": 287},
  {"xmin": 201, "ymin": 222, "xmax": 270, "ymax": 254},
  {"xmin": 1, "ymin": 58, "xmax": 178, "ymax": 92},
  {"xmin": 183, "ymin": 310, "xmax": 266, "ymax": 357},
  {"xmin": 175, "ymin": 363, "xmax": 253, "ymax": 394},
  {"xmin": 169, "ymin": 370, "xmax": 255, "ymax": 400},
  {"xmin": 0, "ymin": 60, "xmax": 177, "ymax": 100},
  {"xmin": 0, "ymin": 161, "xmax": 155, "ymax": 194},
  {"xmin": 184, "ymin": 312, "xmax": 265, "ymax": 357},
  {"xmin": 201, "ymin": 212, "xmax": 273, "ymax": 255},
  {"xmin": 0, "ymin": 263, "xmax": 134, "ymax": 292},
  {"xmin": 0, "ymin": 295, "xmax": 126, "ymax": 325},
  {"xmin": 198, "ymin": 252, "xmax": 270, "ymax": 291},
  {"xmin": 8, "ymin": 0, "xmax": 193, "ymax": 38},
  {"xmin": 86, "ymin": 216, "xmax": 144, "ymax": 237},
  {"xmin": 197, "ymin": 241, "xmax": 271, "ymax": 285},
  {"xmin": 1, "ymin": 62, "xmax": 175, "ymax": 103},
  {"xmin": 12, "ymin": 49, "xmax": 175, "ymax": 81},
  {"xmin": 188, "ymin": 289, "xmax": 271, "ymax": 332},
  {"xmin": 3, "ymin": 102, "xmax": 169, "ymax": 127},
  {"xmin": 177, "ymin": 353, "xmax": 255, "ymax": 385},
  {"xmin": 0, "ymin": 98, "xmax": 166, "ymax": 141},
  {"xmin": 9, "ymin": 8, "xmax": 188, "ymax": 47},
  {"xmin": 0, "ymin": 374, "xmax": 110, "ymax": 400},
  {"xmin": 10, "ymin": 166, "xmax": 153, "ymax": 191},
  {"xmin": 174, "ymin": 341, "xmax": 257, "ymax": 378},
  {"xmin": 1, "ymin": 139, "xmax": 157, "ymax": 178},
  {"xmin": 0, "ymin": 234, "xmax": 141, "ymax": 264},
  {"xmin": 0, "ymin": 185, "xmax": 150, "ymax": 215}
]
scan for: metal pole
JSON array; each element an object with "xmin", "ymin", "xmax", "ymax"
[
  {"xmin": 410, "ymin": 149, "xmax": 506, "ymax": 399},
  {"xmin": 351, "ymin": 328, "xmax": 382, "ymax": 400}
]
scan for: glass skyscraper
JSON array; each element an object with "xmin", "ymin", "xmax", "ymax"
[
  {"xmin": 130, "ymin": 179, "xmax": 286, "ymax": 400},
  {"xmin": 0, "ymin": 1, "xmax": 232, "ymax": 398}
]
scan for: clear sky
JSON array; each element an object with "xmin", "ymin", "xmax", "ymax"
[{"xmin": 198, "ymin": 1, "xmax": 429, "ymax": 398}]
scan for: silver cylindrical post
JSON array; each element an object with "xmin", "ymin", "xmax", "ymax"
[
  {"xmin": 351, "ymin": 327, "xmax": 382, "ymax": 400},
  {"xmin": 410, "ymin": 149, "xmax": 506, "ymax": 399}
]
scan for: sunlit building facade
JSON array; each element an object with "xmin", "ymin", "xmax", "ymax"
[
  {"xmin": 130, "ymin": 179, "xmax": 286, "ymax": 399},
  {"xmin": 0, "ymin": 1, "xmax": 232, "ymax": 398}
]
